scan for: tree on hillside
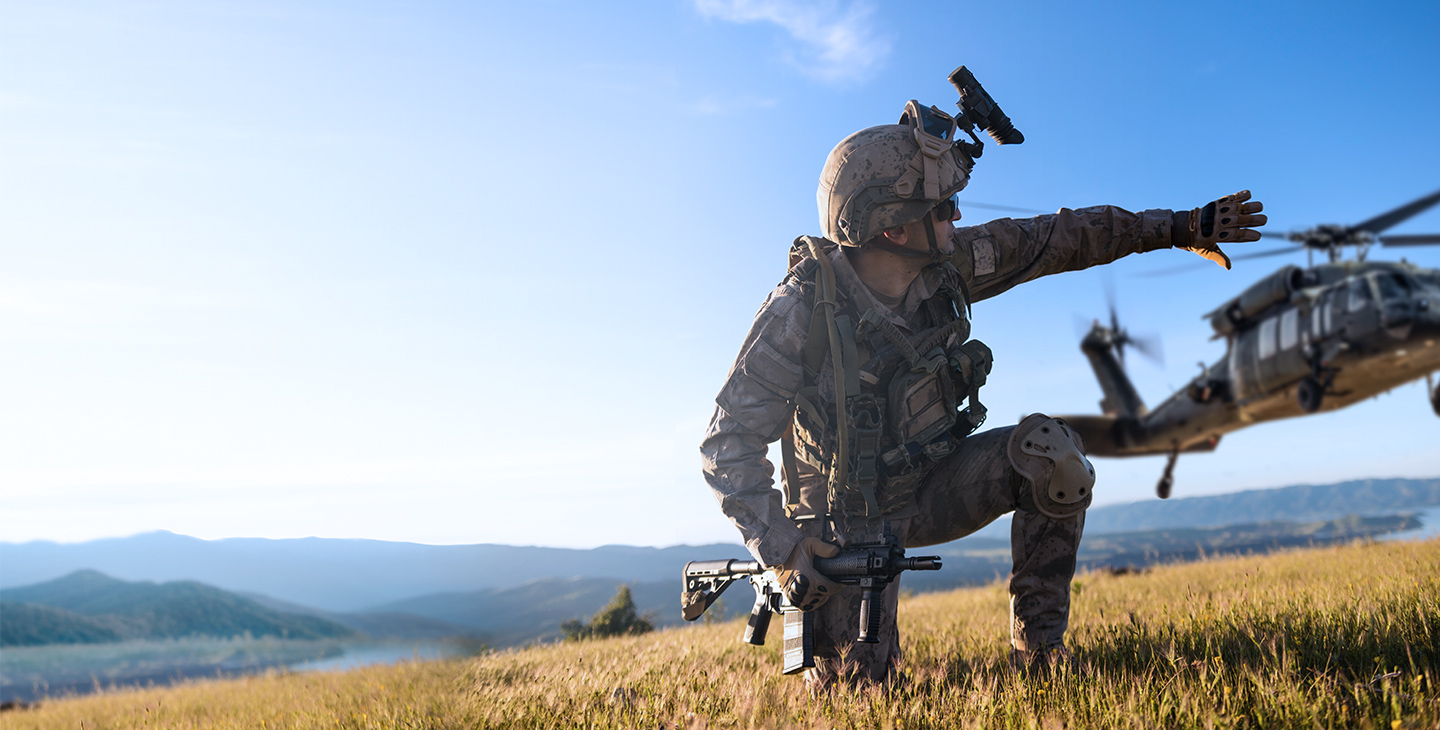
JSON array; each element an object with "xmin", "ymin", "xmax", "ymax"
[{"xmin": 561, "ymin": 585, "xmax": 654, "ymax": 641}]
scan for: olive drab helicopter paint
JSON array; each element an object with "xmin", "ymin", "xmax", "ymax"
[{"xmin": 1059, "ymin": 189, "xmax": 1440, "ymax": 499}]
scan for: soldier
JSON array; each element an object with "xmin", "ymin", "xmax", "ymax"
[{"xmin": 699, "ymin": 98, "xmax": 1265, "ymax": 688}]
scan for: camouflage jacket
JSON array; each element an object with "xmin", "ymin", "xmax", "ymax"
[{"xmin": 700, "ymin": 206, "xmax": 1177, "ymax": 567}]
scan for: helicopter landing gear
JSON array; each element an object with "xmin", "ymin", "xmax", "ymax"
[
  {"xmin": 1297, "ymin": 376, "xmax": 1325, "ymax": 413},
  {"xmin": 1299, "ymin": 355, "xmax": 1339, "ymax": 414},
  {"xmin": 1156, "ymin": 446, "xmax": 1179, "ymax": 499}
]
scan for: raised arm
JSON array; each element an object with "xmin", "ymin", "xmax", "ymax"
[
  {"xmin": 951, "ymin": 191, "xmax": 1266, "ymax": 302},
  {"xmin": 950, "ymin": 206, "xmax": 1175, "ymax": 302}
]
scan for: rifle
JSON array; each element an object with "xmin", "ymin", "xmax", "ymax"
[{"xmin": 680, "ymin": 524, "xmax": 941, "ymax": 674}]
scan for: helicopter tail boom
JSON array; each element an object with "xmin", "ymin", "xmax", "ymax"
[
  {"xmin": 1060, "ymin": 414, "xmax": 1220, "ymax": 457},
  {"xmin": 1080, "ymin": 324, "xmax": 1149, "ymax": 419}
]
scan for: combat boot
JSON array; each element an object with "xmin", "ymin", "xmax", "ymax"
[{"xmin": 1010, "ymin": 644, "xmax": 1078, "ymax": 678}]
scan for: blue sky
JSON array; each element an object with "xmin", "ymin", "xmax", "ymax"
[{"xmin": 3, "ymin": 0, "xmax": 1438, "ymax": 547}]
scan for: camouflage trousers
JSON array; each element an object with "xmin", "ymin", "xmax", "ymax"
[{"xmin": 798, "ymin": 425, "xmax": 1086, "ymax": 688}]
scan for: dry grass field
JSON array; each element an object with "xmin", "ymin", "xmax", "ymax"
[{"xmin": 5, "ymin": 537, "xmax": 1437, "ymax": 729}]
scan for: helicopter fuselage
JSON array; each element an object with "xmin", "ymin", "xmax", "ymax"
[{"xmin": 1070, "ymin": 260, "xmax": 1440, "ymax": 457}]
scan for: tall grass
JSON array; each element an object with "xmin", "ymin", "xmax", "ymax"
[{"xmin": 7, "ymin": 538, "xmax": 1437, "ymax": 729}]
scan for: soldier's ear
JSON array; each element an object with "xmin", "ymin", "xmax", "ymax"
[{"xmin": 882, "ymin": 226, "xmax": 908, "ymax": 245}]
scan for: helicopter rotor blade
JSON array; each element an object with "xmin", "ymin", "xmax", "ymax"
[
  {"xmin": 1129, "ymin": 332, "xmax": 1165, "ymax": 367},
  {"xmin": 956, "ymin": 200, "xmax": 1047, "ymax": 215},
  {"xmin": 1072, "ymin": 313, "xmax": 1099, "ymax": 341},
  {"xmin": 1095, "ymin": 268, "xmax": 1114, "ymax": 316},
  {"xmin": 1349, "ymin": 188, "xmax": 1440, "ymax": 235},
  {"xmin": 1258, "ymin": 230, "xmax": 1293, "ymax": 240},
  {"xmin": 1140, "ymin": 244, "xmax": 1308, "ymax": 276},
  {"xmin": 1380, "ymin": 234, "xmax": 1440, "ymax": 247},
  {"xmin": 1229, "ymin": 245, "xmax": 1308, "ymax": 262}
]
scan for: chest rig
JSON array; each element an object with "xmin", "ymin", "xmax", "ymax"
[{"xmin": 781, "ymin": 236, "xmax": 993, "ymax": 520}]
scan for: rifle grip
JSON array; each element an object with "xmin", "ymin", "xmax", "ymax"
[
  {"xmin": 856, "ymin": 585, "xmax": 883, "ymax": 644},
  {"xmin": 743, "ymin": 595, "xmax": 771, "ymax": 646}
]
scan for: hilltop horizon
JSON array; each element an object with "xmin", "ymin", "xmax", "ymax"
[{"xmin": 6, "ymin": 474, "xmax": 1435, "ymax": 548}]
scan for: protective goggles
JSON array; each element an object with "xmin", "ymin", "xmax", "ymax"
[{"xmin": 903, "ymin": 102, "xmax": 957, "ymax": 142}]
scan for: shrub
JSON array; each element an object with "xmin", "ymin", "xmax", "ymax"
[{"xmin": 560, "ymin": 585, "xmax": 653, "ymax": 640}]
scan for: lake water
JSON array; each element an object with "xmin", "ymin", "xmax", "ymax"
[
  {"xmin": 1379, "ymin": 505, "xmax": 1440, "ymax": 542},
  {"xmin": 288, "ymin": 642, "xmax": 464, "ymax": 672},
  {"xmin": 0, "ymin": 639, "xmax": 471, "ymax": 704}
]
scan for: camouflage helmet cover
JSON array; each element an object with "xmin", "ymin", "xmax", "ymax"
[{"xmin": 817, "ymin": 100, "xmax": 975, "ymax": 247}]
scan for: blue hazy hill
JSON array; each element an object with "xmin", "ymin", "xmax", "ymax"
[
  {"xmin": 0, "ymin": 534, "xmax": 746, "ymax": 612},
  {"xmin": 0, "ymin": 570, "xmax": 356, "ymax": 646},
  {"xmin": 1081, "ymin": 477, "xmax": 1440, "ymax": 534}
]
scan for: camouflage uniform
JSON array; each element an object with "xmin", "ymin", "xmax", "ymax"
[{"xmin": 700, "ymin": 206, "xmax": 1177, "ymax": 685}]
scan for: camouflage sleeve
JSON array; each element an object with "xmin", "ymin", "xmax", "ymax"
[
  {"xmin": 699, "ymin": 283, "xmax": 811, "ymax": 568},
  {"xmin": 950, "ymin": 206, "xmax": 1175, "ymax": 302}
]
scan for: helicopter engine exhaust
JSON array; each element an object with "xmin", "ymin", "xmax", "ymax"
[{"xmin": 1209, "ymin": 266, "xmax": 1310, "ymax": 336}]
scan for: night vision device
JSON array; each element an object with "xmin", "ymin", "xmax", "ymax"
[{"xmin": 948, "ymin": 65, "xmax": 1024, "ymax": 157}]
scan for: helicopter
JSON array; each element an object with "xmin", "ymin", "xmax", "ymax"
[{"xmin": 1060, "ymin": 189, "xmax": 1440, "ymax": 499}]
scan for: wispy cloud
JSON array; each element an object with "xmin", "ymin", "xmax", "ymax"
[{"xmin": 693, "ymin": 0, "xmax": 892, "ymax": 83}]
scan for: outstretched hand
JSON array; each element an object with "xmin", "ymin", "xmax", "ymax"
[{"xmin": 1177, "ymin": 190, "xmax": 1268, "ymax": 269}]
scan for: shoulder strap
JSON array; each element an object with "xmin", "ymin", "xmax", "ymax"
[
  {"xmin": 953, "ymin": 272, "xmax": 973, "ymax": 318},
  {"xmin": 802, "ymin": 236, "xmax": 851, "ymax": 498}
]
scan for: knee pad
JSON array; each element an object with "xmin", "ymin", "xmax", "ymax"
[{"xmin": 1007, "ymin": 415, "xmax": 1095, "ymax": 520}]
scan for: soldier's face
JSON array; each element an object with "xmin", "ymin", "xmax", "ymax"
[{"xmin": 896, "ymin": 206, "xmax": 959, "ymax": 256}]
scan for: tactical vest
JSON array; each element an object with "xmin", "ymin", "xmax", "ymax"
[{"xmin": 780, "ymin": 236, "xmax": 993, "ymax": 520}]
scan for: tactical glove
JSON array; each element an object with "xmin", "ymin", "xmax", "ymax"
[
  {"xmin": 1173, "ymin": 190, "xmax": 1267, "ymax": 269},
  {"xmin": 774, "ymin": 537, "xmax": 841, "ymax": 612}
]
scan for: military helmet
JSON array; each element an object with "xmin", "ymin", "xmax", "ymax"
[{"xmin": 817, "ymin": 100, "xmax": 975, "ymax": 247}]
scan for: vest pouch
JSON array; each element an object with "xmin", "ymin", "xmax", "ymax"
[
  {"xmin": 791, "ymin": 407, "xmax": 833, "ymax": 474},
  {"xmin": 886, "ymin": 347, "xmax": 959, "ymax": 457},
  {"xmin": 874, "ymin": 357, "xmax": 958, "ymax": 518}
]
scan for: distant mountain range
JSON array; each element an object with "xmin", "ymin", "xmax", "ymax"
[
  {"xmin": 0, "ymin": 570, "xmax": 355, "ymax": 646},
  {"xmin": 0, "ymin": 533, "xmax": 744, "ymax": 612},
  {"xmin": 1, "ymin": 477, "xmax": 1434, "ymax": 621},
  {"xmin": 0, "ymin": 513, "xmax": 1427, "ymax": 648},
  {"xmin": 1081, "ymin": 477, "xmax": 1440, "ymax": 534}
]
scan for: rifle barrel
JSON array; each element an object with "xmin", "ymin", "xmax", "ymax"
[{"xmin": 896, "ymin": 556, "xmax": 942, "ymax": 571}]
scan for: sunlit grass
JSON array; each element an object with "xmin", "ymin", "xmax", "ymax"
[{"xmin": 7, "ymin": 538, "xmax": 1437, "ymax": 729}]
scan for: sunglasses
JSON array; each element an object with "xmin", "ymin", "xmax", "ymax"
[{"xmin": 932, "ymin": 196, "xmax": 961, "ymax": 222}]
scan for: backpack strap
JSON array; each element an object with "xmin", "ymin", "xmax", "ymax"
[
  {"xmin": 802, "ymin": 236, "xmax": 882, "ymax": 517},
  {"xmin": 802, "ymin": 237, "xmax": 850, "ymax": 497}
]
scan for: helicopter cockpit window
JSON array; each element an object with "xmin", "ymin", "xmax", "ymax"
[
  {"xmin": 1374, "ymin": 273, "xmax": 1409, "ymax": 302},
  {"xmin": 1348, "ymin": 277, "xmax": 1372, "ymax": 312}
]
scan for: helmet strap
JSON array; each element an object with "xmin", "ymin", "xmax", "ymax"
[
  {"xmin": 866, "ymin": 239, "xmax": 934, "ymax": 260},
  {"xmin": 922, "ymin": 216, "xmax": 944, "ymax": 261},
  {"xmin": 865, "ymin": 216, "xmax": 948, "ymax": 262}
]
